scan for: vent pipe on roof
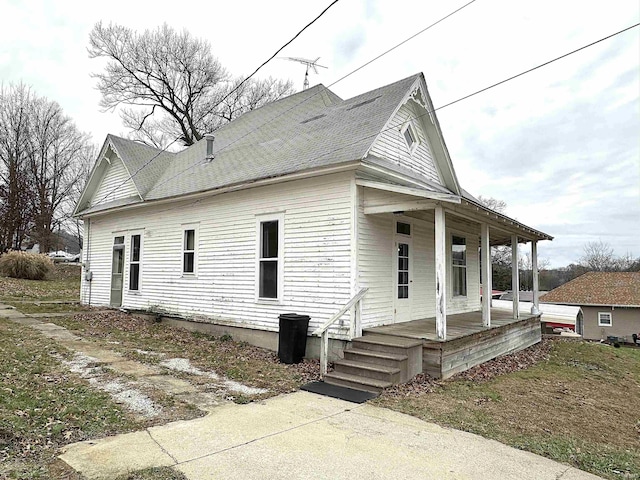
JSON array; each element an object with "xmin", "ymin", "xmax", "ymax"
[{"xmin": 205, "ymin": 134, "xmax": 215, "ymax": 162}]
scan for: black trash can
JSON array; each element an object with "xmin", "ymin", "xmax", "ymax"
[{"xmin": 278, "ymin": 313, "xmax": 310, "ymax": 364}]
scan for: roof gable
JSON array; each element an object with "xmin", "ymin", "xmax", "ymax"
[{"xmin": 543, "ymin": 272, "xmax": 640, "ymax": 306}]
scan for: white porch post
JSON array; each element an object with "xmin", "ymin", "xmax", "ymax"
[
  {"xmin": 511, "ymin": 235, "xmax": 520, "ymax": 319},
  {"xmin": 531, "ymin": 240, "xmax": 540, "ymax": 315},
  {"xmin": 435, "ymin": 205, "xmax": 447, "ymax": 340},
  {"xmin": 481, "ymin": 223, "xmax": 491, "ymax": 327}
]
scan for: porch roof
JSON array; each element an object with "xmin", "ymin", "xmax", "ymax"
[{"xmin": 358, "ymin": 172, "xmax": 553, "ymax": 245}]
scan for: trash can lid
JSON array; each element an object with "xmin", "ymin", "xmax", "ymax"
[{"xmin": 279, "ymin": 313, "xmax": 310, "ymax": 321}]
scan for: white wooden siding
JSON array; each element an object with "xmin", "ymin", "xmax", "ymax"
[
  {"xmin": 90, "ymin": 157, "xmax": 139, "ymax": 206},
  {"xmin": 81, "ymin": 172, "xmax": 353, "ymax": 336},
  {"xmin": 369, "ymin": 103, "xmax": 441, "ymax": 185},
  {"xmin": 356, "ymin": 188, "xmax": 481, "ymax": 328},
  {"xmin": 357, "ymin": 186, "xmax": 394, "ymax": 328}
]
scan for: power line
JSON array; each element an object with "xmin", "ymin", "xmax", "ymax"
[
  {"xmin": 148, "ymin": 1, "xmax": 478, "ymax": 194},
  {"xmin": 197, "ymin": 0, "xmax": 340, "ymax": 123},
  {"xmin": 148, "ymin": 22, "xmax": 638, "ymax": 197},
  {"xmin": 434, "ymin": 22, "xmax": 640, "ymax": 112},
  {"xmin": 327, "ymin": 0, "xmax": 476, "ymax": 89},
  {"xmin": 90, "ymin": 1, "xmax": 340, "ymax": 207}
]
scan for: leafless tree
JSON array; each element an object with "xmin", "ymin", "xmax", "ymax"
[
  {"xmin": 89, "ymin": 22, "xmax": 295, "ymax": 148},
  {"xmin": 0, "ymin": 84, "xmax": 34, "ymax": 251},
  {"xmin": 0, "ymin": 83, "xmax": 94, "ymax": 253},
  {"xmin": 26, "ymin": 96, "xmax": 93, "ymax": 252},
  {"xmin": 579, "ymin": 240, "xmax": 616, "ymax": 271},
  {"xmin": 477, "ymin": 195, "xmax": 507, "ymax": 214}
]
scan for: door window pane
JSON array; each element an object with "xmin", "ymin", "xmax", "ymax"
[
  {"xmin": 397, "ymin": 243, "xmax": 409, "ymax": 299},
  {"xmin": 452, "ymin": 235, "xmax": 467, "ymax": 296}
]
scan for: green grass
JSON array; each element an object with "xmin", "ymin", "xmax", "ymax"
[
  {"xmin": 10, "ymin": 302, "xmax": 89, "ymax": 314},
  {"xmin": 375, "ymin": 340, "xmax": 640, "ymax": 480},
  {"xmin": 114, "ymin": 467, "xmax": 188, "ymax": 480},
  {"xmin": 0, "ymin": 318, "xmax": 145, "ymax": 479}
]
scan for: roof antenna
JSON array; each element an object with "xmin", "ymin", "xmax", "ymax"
[{"xmin": 281, "ymin": 57, "xmax": 327, "ymax": 90}]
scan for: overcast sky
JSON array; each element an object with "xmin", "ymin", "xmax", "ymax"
[{"xmin": 1, "ymin": 0, "xmax": 638, "ymax": 267}]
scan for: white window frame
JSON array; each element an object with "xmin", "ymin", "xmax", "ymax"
[
  {"xmin": 451, "ymin": 233, "xmax": 467, "ymax": 297},
  {"xmin": 598, "ymin": 312, "xmax": 612, "ymax": 327},
  {"xmin": 182, "ymin": 224, "xmax": 199, "ymax": 276},
  {"xmin": 255, "ymin": 213, "xmax": 284, "ymax": 303},
  {"xmin": 401, "ymin": 122, "xmax": 419, "ymax": 154},
  {"xmin": 128, "ymin": 231, "xmax": 143, "ymax": 293}
]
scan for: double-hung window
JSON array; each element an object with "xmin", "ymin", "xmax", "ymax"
[
  {"xmin": 257, "ymin": 215, "xmax": 282, "ymax": 300},
  {"xmin": 183, "ymin": 228, "xmax": 196, "ymax": 274},
  {"xmin": 452, "ymin": 235, "xmax": 467, "ymax": 297},
  {"xmin": 129, "ymin": 234, "xmax": 141, "ymax": 291},
  {"xmin": 598, "ymin": 312, "xmax": 612, "ymax": 327}
]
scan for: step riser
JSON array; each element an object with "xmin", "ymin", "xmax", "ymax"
[
  {"xmin": 351, "ymin": 340, "xmax": 411, "ymax": 357},
  {"xmin": 344, "ymin": 351, "xmax": 408, "ymax": 370},
  {"xmin": 334, "ymin": 363, "xmax": 401, "ymax": 383},
  {"xmin": 324, "ymin": 376, "xmax": 384, "ymax": 394}
]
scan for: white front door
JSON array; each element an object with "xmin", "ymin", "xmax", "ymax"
[{"xmin": 394, "ymin": 236, "xmax": 412, "ymax": 322}]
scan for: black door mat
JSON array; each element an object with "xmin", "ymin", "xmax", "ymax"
[{"xmin": 300, "ymin": 381, "xmax": 378, "ymax": 403}]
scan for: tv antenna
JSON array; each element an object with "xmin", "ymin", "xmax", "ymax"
[{"xmin": 282, "ymin": 57, "xmax": 327, "ymax": 90}]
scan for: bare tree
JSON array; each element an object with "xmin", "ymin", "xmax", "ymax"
[
  {"xmin": 579, "ymin": 240, "xmax": 616, "ymax": 271},
  {"xmin": 89, "ymin": 22, "xmax": 295, "ymax": 148},
  {"xmin": 0, "ymin": 83, "xmax": 93, "ymax": 253},
  {"xmin": 26, "ymin": 96, "xmax": 93, "ymax": 252},
  {"xmin": 0, "ymin": 84, "xmax": 34, "ymax": 250},
  {"xmin": 478, "ymin": 195, "xmax": 507, "ymax": 214}
]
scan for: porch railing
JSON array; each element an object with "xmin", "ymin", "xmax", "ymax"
[{"xmin": 311, "ymin": 287, "xmax": 368, "ymax": 377}]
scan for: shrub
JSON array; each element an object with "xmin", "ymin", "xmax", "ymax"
[{"xmin": 0, "ymin": 251, "xmax": 54, "ymax": 280}]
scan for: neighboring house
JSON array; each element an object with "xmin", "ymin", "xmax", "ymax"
[
  {"xmin": 74, "ymin": 73, "xmax": 552, "ymax": 384},
  {"xmin": 542, "ymin": 272, "xmax": 640, "ymax": 341}
]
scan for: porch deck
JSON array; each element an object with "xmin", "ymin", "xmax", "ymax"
[{"xmin": 364, "ymin": 309, "xmax": 542, "ymax": 379}]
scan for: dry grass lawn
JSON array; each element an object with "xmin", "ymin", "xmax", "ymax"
[{"xmin": 375, "ymin": 339, "xmax": 640, "ymax": 479}]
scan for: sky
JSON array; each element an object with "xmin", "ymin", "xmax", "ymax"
[{"xmin": 1, "ymin": 0, "xmax": 638, "ymax": 267}]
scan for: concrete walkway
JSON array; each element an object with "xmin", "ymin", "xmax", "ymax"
[
  {"xmin": 0, "ymin": 303, "xmax": 601, "ymax": 479},
  {"xmin": 59, "ymin": 391, "xmax": 600, "ymax": 480}
]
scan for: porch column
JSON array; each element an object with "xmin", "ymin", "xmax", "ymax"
[
  {"xmin": 511, "ymin": 235, "xmax": 519, "ymax": 319},
  {"xmin": 531, "ymin": 240, "xmax": 540, "ymax": 314},
  {"xmin": 481, "ymin": 223, "xmax": 491, "ymax": 327},
  {"xmin": 435, "ymin": 204, "xmax": 447, "ymax": 340}
]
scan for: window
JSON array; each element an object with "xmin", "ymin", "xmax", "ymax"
[
  {"xmin": 257, "ymin": 215, "xmax": 283, "ymax": 300},
  {"xmin": 396, "ymin": 222, "xmax": 411, "ymax": 236},
  {"xmin": 183, "ymin": 229, "xmax": 196, "ymax": 274},
  {"xmin": 259, "ymin": 221, "xmax": 278, "ymax": 298},
  {"xmin": 129, "ymin": 234, "xmax": 141, "ymax": 291},
  {"xmin": 598, "ymin": 312, "xmax": 612, "ymax": 327},
  {"xmin": 401, "ymin": 123, "xmax": 419, "ymax": 153},
  {"xmin": 397, "ymin": 243, "xmax": 409, "ymax": 299},
  {"xmin": 452, "ymin": 235, "xmax": 467, "ymax": 296}
]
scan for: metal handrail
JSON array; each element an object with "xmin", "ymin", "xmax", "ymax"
[{"xmin": 312, "ymin": 287, "xmax": 368, "ymax": 377}]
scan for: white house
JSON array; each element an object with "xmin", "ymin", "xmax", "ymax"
[{"xmin": 75, "ymin": 73, "xmax": 552, "ymax": 387}]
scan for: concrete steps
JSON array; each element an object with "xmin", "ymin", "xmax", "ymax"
[{"xmin": 324, "ymin": 333, "xmax": 423, "ymax": 393}]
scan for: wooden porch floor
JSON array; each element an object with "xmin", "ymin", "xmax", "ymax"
[{"xmin": 365, "ymin": 308, "xmax": 535, "ymax": 342}]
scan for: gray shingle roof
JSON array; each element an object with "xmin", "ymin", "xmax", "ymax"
[{"xmin": 78, "ymin": 74, "xmax": 423, "ymax": 213}]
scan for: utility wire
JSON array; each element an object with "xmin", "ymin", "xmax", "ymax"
[
  {"xmin": 148, "ymin": 1, "xmax": 478, "ymax": 194},
  {"xmin": 434, "ymin": 22, "xmax": 640, "ymax": 112},
  {"xmin": 90, "ymin": 0, "xmax": 340, "ymax": 207},
  {"xmin": 148, "ymin": 22, "xmax": 638, "ymax": 197},
  {"xmin": 197, "ymin": 0, "xmax": 340, "ymax": 123}
]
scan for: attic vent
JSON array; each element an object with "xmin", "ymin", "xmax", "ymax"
[
  {"xmin": 347, "ymin": 95, "xmax": 381, "ymax": 111},
  {"xmin": 300, "ymin": 114, "xmax": 326, "ymax": 124}
]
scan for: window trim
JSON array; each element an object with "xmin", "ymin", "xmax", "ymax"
[
  {"xmin": 182, "ymin": 224, "xmax": 199, "ymax": 276},
  {"xmin": 598, "ymin": 312, "xmax": 612, "ymax": 327},
  {"xmin": 401, "ymin": 122, "xmax": 419, "ymax": 154},
  {"xmin": 255, "ymin": 213, "xmax": 284, "ymax": 303},
  {"xmin": 451, "ymin": 233, "xmax": 468, "ymax": 298},
  {"xmin": 128, "ymin": 232, "xmax": 143, "ymax": 293}
]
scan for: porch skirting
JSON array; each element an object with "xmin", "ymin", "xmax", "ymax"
[{"xmin": 422, "ymin": 316, "xmax": 541, "ymax": 379}]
